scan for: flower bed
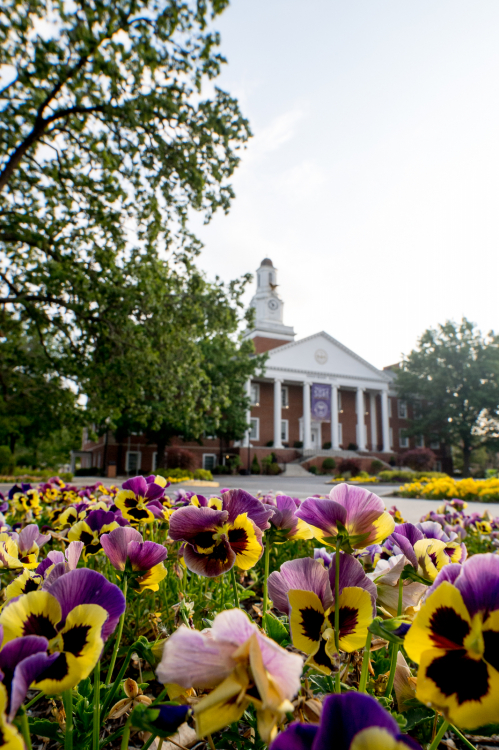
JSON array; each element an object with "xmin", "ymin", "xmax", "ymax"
[
  {"xmin": 399, "ymin": 475, "xmax": 499, "ymax": 501},
  {"xmin": 0, "ymin": 477, "xmax": 497, "ymax": 749}
]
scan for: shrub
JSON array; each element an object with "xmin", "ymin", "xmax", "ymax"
[
  {"xmin": 213, "ymin": 464, "xmax": 231, "ymax": 475},
  {"xmin": 371, "ymin": 459, "xmax": 383, "ymax": 474},
  {"xmin": 267, "ymin": 462, "xmax": 281, "ymax": 475},
  {"xmin": 401, "ymin": 448, "xmax": 436, "ymax": 471},
  {"xmin": 251, "ymin": 455, "xmax": 261, "ymax": 474},
  {"xmin": 165, "ymin": 447, "xmax": 195, "ymax": 471},
  {"xmin": 322, "ymin": 441, "xmax": 332, "ymax": 450},
  {"xmin": 357, "ymin": 470, "xmax": 370, "ymax": 479},
  {"xmin": 193, "ymin": 469, "xmax": 213, "ymax": 481},
  {"xmin": 75, "ymin": 467, "xmax": 100, "ymax": 477},
  {"xmin": 265, "ymin": 441, "xmax": 274, "ymax": 447},
  {"xmin": 308, "ymin": 465, "xmax": 318, "ymax": 475},
  {"xmin": 347, "ymin": 443, "xmax": 358, "ymax": 451},
  {"xmin": 337, "ymin": 458, "xmax": 361, "ymax": 477},
  {"xmin": 229, "ymin": 455, "xmax": 242, "ymax": 474},
  {"xmin": 293, "ymin": 441, "xmax": 303, "ymax": 449},
  {"xmin": 156, "ymin": 467, "xmax": 193, "ymax": 480},
  {"xmin": 322, "ymin": 457, "xmax": 336, "ymax": 472}
]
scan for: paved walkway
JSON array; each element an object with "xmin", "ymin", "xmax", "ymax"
[{"xmin": 3, "ymin": 475, "xmax": 499, "ymax": 524}]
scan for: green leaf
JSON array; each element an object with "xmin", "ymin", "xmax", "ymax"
[
  {"xmin": 263, "ymin": 613, "xmax": 289, "ymax": 645},
  {"xmin": 77, "ymin": 677, "xmax": 92, "ymax": 698},
  {"xmin": 29, "ymin": 719, "xmax": 63, "ymax": 740}
]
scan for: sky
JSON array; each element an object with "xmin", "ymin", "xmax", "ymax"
[{"xmin": 190, "ymin": 0, "xmax": 499, "ymax": 370}]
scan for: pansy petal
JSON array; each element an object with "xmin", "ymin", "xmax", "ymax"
[
  {"xmin": 453, "ymin": 554, "xmax": 499, "ymax": 617},
  {"xmin": 222, "ymin": 489, "xmax": 274, "ymax": 531},
  {"xmin": 268, "ymin": 558, "xmax": 332, "ymax": 615},
  {"xmin": 10, "ymin": 651, "xmax": 59, "ymax": 720},
  {"xmin": 313, "ymin": 693, "xmax": 401, "ymax": 748},
  {"xmin": 46, "ymin": 568, "xmax": 125, "ymax": 641},
  {"xmin": 295, "ymin": 497, "xmax": 347, "ymax": 539},
  {"xmin": 66, "ymin": 541, "xmax": 84, "ymax": 570},
  {"xmin": 417, "ymin": 646, "xmax": 499, "ymax": 729},
  {"xmin": 168, "ymin": 506, "xmax": 228, "ymax": 545},
  {"xmin": 128, "ymin": 540, "xmax": 168, "ymax": 572},
  {"xmin": 210, "ymin": 608, "xmax": 258, "ymax": 646},
  {"xmin": 122, "ymin": 476, "xmax": 148, "ymax": 496},
  {"xmin": 182, "ymin": 540, "xmax": 235, "ymax": 578},
  {"xmin": 156, "ymin": 625, "xmax": 236, "ymax": 688},
  {"xmin": 0, "ymin": 591, "xmax": 61, "ymax": 643},
  {"xmin": 405, "ymin": 581, "xmax": 472, "ymax": 663},
  {"xmin": 227, "ymin": 514, "xmax": 263, "ymax": 570},
  {"xmin": 328, "ymin": 552, "xmax": 378, "ymax": 614},
  {"xmin": 332, "ymin": 586, "xmax": 373, "ymax": 652},
  {"xmin": 288, "ymin": 590, "xmax": 325, "ymax": 656},
  {"xmin": 269, "ymin": 722, "xmax": 318, "ymax": 750}
]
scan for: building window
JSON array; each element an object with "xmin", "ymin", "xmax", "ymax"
[
  {"xmin": 398, "ymin": 400, "xmax": 408, "ymax": 419},
  {"xmin": 399, "ymin": 429, "xmax": 409, "ymax": 449},
  {"xmin": 388, "ymin": 399, "xmax": 392, "ymax": 418},
  {"xmin": 430, "ymin": 438, "xmax": 440, "ymax": 450},
  {"xmin": 281, "ymin": 386, "xmax": 289, "ymax": 408},
  {"xmin": 281, "ymin": 419, "xmax": 289, "ymax": 442},
  {"xmin": 249, "ymin": 417, "xmax": 259, "ymax": 441},
  {"xmin": 203, "ymin": 454, "xmax": 217, "ymax": 471},
  {"xmin": 434, "ymin": 460, "xmax": 442, "ymax": 472},
  {"xmin": 126, "ymin": 451, "xmax": 141, "ymax": 474},
  {"xmin": 415, "ymin": 435, "xmax": 424, "ymax": 448},
  {"xmin": 338, "ymin": 423, "xmax": 343, "ymax": 446},
  {"xmin": 413, "ymin": 401, "xmax": 422, "ymax": 419},
  {"xmin": 250, "ymin": 383, "xmax": 260, "ymax": 406}
]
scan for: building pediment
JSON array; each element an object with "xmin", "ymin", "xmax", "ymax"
[{"xmin": 265, "ymin": 332, "xmax": 390, "ymax": 384}]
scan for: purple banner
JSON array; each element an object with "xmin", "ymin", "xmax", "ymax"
[{"xmin": 311, "ymin": 383, "xmax": 331, "ymax": 422}]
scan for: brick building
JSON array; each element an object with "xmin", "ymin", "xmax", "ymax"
[{"xmin": 79, "ymin": 259, "xmax": 440, "ymax": 475}]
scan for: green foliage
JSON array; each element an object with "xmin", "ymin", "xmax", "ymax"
[
  {"xmin": 0, "ymin": 446, "xmax": 13, "ymax": 472},
  {"xmin": 396, "ymin": 318, "xmax": 499, "ymax": 475},
  {"xmin": 251, "ymin": 455, "xmax": 260, "ymax": 474},
  {"xmin": 263, "ymin": 612, "xmax": 290, "ymax": 646},
  {"xmin": 193, "ymin": 468, "xmax": 213, "ymax": 480},
  {"xmin": 308, "ymin": 465, "xmax": 318, "ymax": 475},
  {"xmin": 322, "ymin": 457, "xmax": 336, "ymax": 471},
  {"xmin": 371, "ymin": 459, "xmax": 383, "ymax": 474},
  {"xmin": 156, "ymin": 467, "xmax": 192, "ymax": 480},
  {"xmin": 378, "ymin": 469, "xmax": 447, "ymax": 482}
]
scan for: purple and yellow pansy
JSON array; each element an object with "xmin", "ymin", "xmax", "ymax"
[
  {"xmin": 114, "ymin": 476, "xmax": 167, "ymax": 524},
  {"xmin": 405, "ymin": 554, "xmax": 499, "ymax": 728}
]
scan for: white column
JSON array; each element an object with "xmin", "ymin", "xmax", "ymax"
[
  {"xmin": 370, "ymin": 392, "xmax": 377, "ymax": 451},
  {"xmin": 331, "ymin": 384, "xmax": 340, "ymax": 450},
  {"xmin": 303, "ymin": 381, "xmax": 312, "ymax": 450},
  {"xmin": 381, "ymin": 390, "xmax": 391, "ymax": 452},
  {"xmin": 274, "ymin": 379, "xmax": 283, "ymax": 449},
  {"xmin": 356, "ymin": 388, "xmax": 367, "ymax": 451},
  {"xmin": 243, "ymin": 379, "xmax": 252, "ymax": 447}
]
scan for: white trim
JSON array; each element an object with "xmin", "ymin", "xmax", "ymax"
[
  {"xmin": 389, "ymin": 427, "xmax": 393, "ymax": 450},
  {"xmin": 399, "ymin": 429, "xmax": 409, "ymax": 449},
  {"xmin": 249, "ymin": 417, "xmax": 260, "ymax": 441},
  {"xmin": 388, "ymin": 398, "xmax": 393, "ymax": 418},
  {"xmin": 398, "ymin": 400, "xmax": 408, "ymax": 419},
  {"xmin": 264, "ymin": 331, "xmax": 391, "ymax": 380},
  {"xmin": 250, "ymin": 382, "xmax": 260, "ymax": 406},
  {"xmin": 152, "ymin": 452, "xmax": 157, "ymax": 471},
  {"xmin": 126, "ymin": 450, "xmax": 142, "ymax": 473},
  {"xmin": 202, "ymin": 454, "xmax": 217, "ymax": 471},
  {"xmin": 338, "ymin": 422, "xmax": 343, "ymax": 447},
  {"xmin": 281, "ymin": 385, "xmax": 289, "ymax": 408},
  {"xmin": 281, "ymin": 419, "xmax": 289, "ymax": 442}
]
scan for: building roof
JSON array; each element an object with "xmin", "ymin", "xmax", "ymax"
[{"xmin": 261, "ymin": 258, "xmax": 274, "ymax": 266}]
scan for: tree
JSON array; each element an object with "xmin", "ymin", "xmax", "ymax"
[
  {"xmin": 0, "ymin": 0, "xmax": 258, "ymax": 443},
  {"xmin": 395, "ymin": 319, "xmax": 499, "ymax": 476},
  {"xmin": 0, "ymin": 311, "xmax": 80, "ymax": 462}
]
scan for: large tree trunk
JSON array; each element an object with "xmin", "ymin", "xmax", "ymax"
[
  {"xmin": 462, "ymin": 443, "xmax": 473, "ymax": 477},
  {"xmin": 441, "ymin": 443, "xmax": 454, "ymax": 476}
]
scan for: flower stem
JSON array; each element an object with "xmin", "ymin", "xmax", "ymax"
[
  {"xmin": 358, "ymin": 630, "xmax": 372, "ymax": 693},
  {"xmin": 25, "ymin": 692, "xmax": 43, "ymax": 710},
  {"xmin": 450, "ymin": 724, "xmax": 477, "ymax": 749},
  {"xmin": 92, "ymin": 659, "xmax": 100, "ymax": 750},
  {"xmin": 428, "ymin": 719, "xmax": 449, "ymax": 750},
  {"xmin": 18, "ymin": 706, "xmax": 32, "ymax": 750},
  {"xmin": 262, "ymin": 537, "xmax": 271, "ymax": 629},
  {"xmin": 63, "ymin": 690, "xmax": 73, "ymax": 750},
  {"xmin": 230, "ymin": 567, "xmax": 240, "ymax": 609},
  {"xmin": 120, "ymin": 717, "xmax": 132, "ymax": 750},
  {"xmin": 385, "ymin": 574, "xmax": 404, "ymax": 697},
  {"xmin": 101, "ymin": 644, "xmax": 134, "ymax": 720},
  {"xmin": 334, "ymin": 537, "xmax": 341, "ymax": 693},
  {"xmin": 106, "ymin": 575, "xmax": 127, "ymax": 685}
]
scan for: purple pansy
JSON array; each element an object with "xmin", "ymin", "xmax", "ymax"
[
  {"xmin": 101, "ymin": 526, "xmax": 167, "ymax": 571},
  {"xmin": 0, "ymin": 633, "xmax": 58, "ymax": 720},
  {"xmin": 265, "ymin": 495, "xmax": 312, "ymax": 542},
  {"xmin": 115, "ymin": 475, "xmax": 167, "ymax": 524},
  {"xmin": 295, "ymin": 484, "xmax": 395, "ymax": 549},
  {"xmin": 270, "ymin": 693, "xmax": 422, "ymax": 750}
]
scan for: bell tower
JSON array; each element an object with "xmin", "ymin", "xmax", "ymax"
[{"xmin": 245, "ymin": 259, "xmax": 295, "ymax": 352}]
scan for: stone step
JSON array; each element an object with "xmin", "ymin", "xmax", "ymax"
[{"xmin": 281, "ymin": 463, "xmax": 311, "ymax": 477}]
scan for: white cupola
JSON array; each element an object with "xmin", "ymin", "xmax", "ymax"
[{"xmin": 245, "ymin": 259, "xmax": 295, "ymax": 342}]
